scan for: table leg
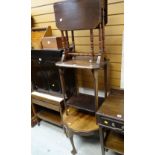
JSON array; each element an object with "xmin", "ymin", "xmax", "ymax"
[
  {"xmin": 99, "ymin": 126, "xmax": 105, "ymax": 155},
  {"xmin": 59, "ymin": 68, "xmax": 68, "ymax": 115},
  {"xmin": 92, "ymin": 69, "xmax": 99, "ymax": 111},
  {"xmin": 64, "ymin": 125, "xmax": 77, "ymax": 155}
]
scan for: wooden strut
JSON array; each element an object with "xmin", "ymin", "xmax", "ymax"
[
  {"xmin": 71, "ymin": 30, "xmax": 75, "ymax": 52},
  {"xmin": 92, "ymin": 69, "xmax": 99, "ymax": 111},
  {"xmin": 68, "ymin": 52, "xmax": 101, "ymax": 56},
  {"xmin": 104, "ymin": 63, "xmax": 108, "ymax": 98},
  {"xmin": 99, "ymin": 23, "xmax": 103, "ymax": 54},
  {"xmin": 90, "ymin": 29, "xmax": 94, "ymax": 62},
  {"xmin": 101, "ymin": 8, "xmax": 105, "ymax": 57},
  {"xmin": 61, "ymin": 30, "xmax": 66, "ymax": 61},
  {"xmin": 65, "ymin": 30, "xmax": 70, "ymax": 49},
  {"xmin": 58, "ymin": 68, "xmax": 67, "ymax": 110}
]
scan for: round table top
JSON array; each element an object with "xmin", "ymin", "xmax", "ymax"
[{"xmin": 62, "ymin": 107, "xmax": 99, "ymax": 133}]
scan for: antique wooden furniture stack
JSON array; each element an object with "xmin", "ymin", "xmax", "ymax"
[
  {"xmin": 96, "ymin": 89, "xmax": 124, "ymax": 155},
  {"xmin": 31, "ymin": 27, "xmax": 76, "ymax": 127},
  {"xmin": 54, "ymin": 0, "xmax": 108, "ymax": 154}
]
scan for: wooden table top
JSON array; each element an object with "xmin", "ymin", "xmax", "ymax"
[
  {"xmin": 63, "ymin": 107, "xmax": 99, "ymax": 133},
  {"xmin": 97, "ymin": 90, "xmax": 124, "ymax": 122}
]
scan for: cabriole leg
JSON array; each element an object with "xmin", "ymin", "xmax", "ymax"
[{"xmin": 64, "ymin": 125, "xmax": 77, "ymax": 155}]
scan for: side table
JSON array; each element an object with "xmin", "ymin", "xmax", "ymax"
[{"xmin": 96, "ymin": 89, "xmax": 124, "ymax": 155}]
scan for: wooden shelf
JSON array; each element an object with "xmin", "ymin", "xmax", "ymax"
[
  {"xmin": 105, "ymin": 131, "xmax": 124, "ymax": 154},
  {"xmin": 56, "ymin": 59, "xmax": 108, "ymax": 69},
  {"xmin": 66, "ymin": 93, "xmax": 104, "ymax": 113},
  {"xmin": 37, "ymin": 110, "xmax": 62, "ymax": 127}
]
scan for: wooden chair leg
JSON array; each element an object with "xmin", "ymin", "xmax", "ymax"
[{"xmin": 64, "ymin": 125, "xmax": 77, "ymax": 155}]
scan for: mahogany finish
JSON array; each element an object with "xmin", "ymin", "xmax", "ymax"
[
  {"xmin": 63, "ymin": 107, "xmax": 99, "ymax": 133},
  {"xmin": 97, "ymin": 90, "xmax": 124, "ymax": 122},
  {"xmin": 56, "ymin": 59, "xmax": 109, "ymax": 69},
  {"xmin": 54, "ymin": 0, "xmax": 101, "ymax": 31},
  {"xmin": 66, "ymin": 93, "xmax": 104, "ymax": 113},
  {"xmin": 53, "ymin": 0, "xmax": 108, "ymax": 154},
  {"xmin": 96, "ymin": 89, "xmax": 124, "ymax": 155},
  {"xmin": 105, "ymin": 131, "xmax": 124, "ymax": 154},
  {"xmin": 54, "ymin": 0, "xmax": 107, "ymax": 59},
  {"xmin": 63, "ymin": 107, "xmax": 100, "ymax": 155}
]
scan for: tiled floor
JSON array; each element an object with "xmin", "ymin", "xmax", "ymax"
[{"xmin": 31, "ymin": 121, "xmax": 119, "ymax": 155}]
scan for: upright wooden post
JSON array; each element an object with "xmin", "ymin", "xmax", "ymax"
[{"xmin": 90, "ymin": 29, "xmax": 94, "ymax": 62}]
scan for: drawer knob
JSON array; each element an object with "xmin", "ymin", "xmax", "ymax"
[
  {"xmin": 104, "ymin": 120, "xmax": 108, "ymax": 125},
  {"xmin": 111, "ymin": 123, "xmax": 115, "ymax": 127},
  {"xmin": 39, "ymin": 58, "xmax": 42, "ymax": 61}
]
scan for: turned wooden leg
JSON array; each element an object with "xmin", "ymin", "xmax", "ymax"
[{"xmin": 64, "ymin": 125, "xmax": 77, "ymax": 155}]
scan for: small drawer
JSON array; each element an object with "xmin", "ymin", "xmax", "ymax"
[{"xmin": 97, "ymin": 116, "xmax": 124, "ymax": 132}]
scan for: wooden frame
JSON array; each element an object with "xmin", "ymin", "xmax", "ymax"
[{"xmin": 53, "ymin": 0, "xmax": 109, "ymax": 154}]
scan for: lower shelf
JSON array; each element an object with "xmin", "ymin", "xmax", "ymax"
[
  {"xmin": 105, "ymin": 131, "xmax": 124, "ymax": 154},
  {"xmin": 66, "ymin": 93, "xmax": 104, "ymax": 113},
  {"xmin": 37, "ymin": 110, "xmax": 62, "ymax": 127}
]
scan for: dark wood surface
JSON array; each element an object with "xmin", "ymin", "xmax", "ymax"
[
  {"xmin": 97, "ymin": 89, "xmax": 124, "ymax": 155},
  {"xmin": 31, "ymin": 49, "xmax": 76, "ymax": 97},
  {"xmin": 66, "ymin": 93, "xmax": 104, "ymax": 113},
  {"xmin": 105, "ymin": 131, "xmax": 124, "ymax": 154},
  {"xmin": 56, "ymin": 59, "xmax": 108, "ymax": 69},
  {"xmin": 53, "ymin": 1, "xmax": 108, "ymax": 153},
  {"xmin": 97, "ymin": 90, "xmax": 124, "ymax": 122},
  {"xmin": 54, "ymin": 0, "xmax": 101, "ymax": 30}
]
